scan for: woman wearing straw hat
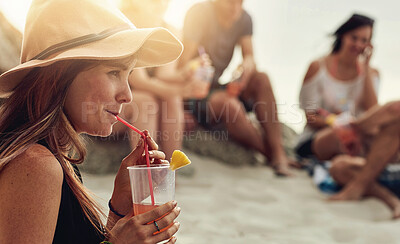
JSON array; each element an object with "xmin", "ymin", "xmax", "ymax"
[{"xmin": 0, "ymin": 0, "xmax": 182, "ymax": 243}]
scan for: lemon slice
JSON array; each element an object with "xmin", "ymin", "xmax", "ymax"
[
  {"xmin": 189, "ymin": 59, "xmax": 201, "ymax": 71},
  {"xmin": 170, "ymin": 150, "xmax": 191, "ymax": 170}
]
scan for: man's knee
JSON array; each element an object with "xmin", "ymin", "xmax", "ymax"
[
  {"xmin": 387, "ymin": 101, "xmax": 400, "ymax": 119},
  {"xmin": 209, "ymin": 95, "xmax": 243, "ymax": 122},
  {"xmin": 330, "ymin": 155, "xmax": 353, "ymax": 177},
  {"xmin": 252, "ymin": 72, "xmax": 272, "ymax": 90}
]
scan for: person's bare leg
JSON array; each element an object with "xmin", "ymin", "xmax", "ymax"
[
  {"xmin": 331, "ymin": 122, "xmax": 400, "ymax": 201},
  {"xmin": 312, "ymin": 127, "xmax": 342, "ymax": 160},
  {"xmin": 208, "ymin": 90, "xmax": 267, "ymax": 155},
  {"xmin": 159, "ymin": 96, "xmax": 184, "ymax": 160},
  {"xmin": 241, "ymin": 72, "xmax": 293, "ymax": 176},
  {"xmin": 368, "ymin": 184, "xmax": 400, "ymax": 219},
  {"xmin": 329, "ymin": 155, "xmax": 400, "ymax": 219},
  {"xmin": 354, "ymin": 101, "xmax": 400, "ymax": 136}
]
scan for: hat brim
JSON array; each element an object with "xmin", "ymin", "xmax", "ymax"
[{"xmin": 0, "ymin": 27, "xmax": 183, "ymax": 97}]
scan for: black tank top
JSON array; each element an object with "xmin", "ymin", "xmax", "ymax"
[
  {"xmin": 39, "ymin": 141, "xmax": 105, "ymax": 243},
  {"xmin": 52, "ymin": 165, "xmax": 105, "ymax": 243}
]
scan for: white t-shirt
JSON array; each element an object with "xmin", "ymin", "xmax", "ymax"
[{"xmin": 297, "ymin": 58, "xmax": 380, "ymax": 144}]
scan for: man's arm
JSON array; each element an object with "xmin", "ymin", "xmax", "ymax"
[
  {"xmin": 178, "ymin": 4, "xmax": 205, "ymax": 69},
  {"xmin": 238, "ymin": 35, "xmax": 256, "ymax": 87}
]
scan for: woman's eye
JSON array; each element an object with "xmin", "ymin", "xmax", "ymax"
[{"xmin": 108, "ymin": 70, "xmax": 120, "ymax": 77}]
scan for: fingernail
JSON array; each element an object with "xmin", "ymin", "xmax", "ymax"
[
  {"xmin": 176, "ymin": 207, "xmax": 181, "ymax": 213},
  {"xmin": 148, "ymin": 151, "xmax": 154, "ymax": 156},
  {"xmin": 172, "ymin": 200, "xmax": 177, "ymax": 206}
]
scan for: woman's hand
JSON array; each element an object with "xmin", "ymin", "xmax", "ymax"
[
  {"xmin": 361, "ymin": 43, "xmax": 373, "ymax": 68},
  {"xmin": 108, "ymin": 201, "xmax": 181, "ymax": 244},
  {"xmin": 111, "ymin": 131, "xmax": 168, "ymax": 216}
]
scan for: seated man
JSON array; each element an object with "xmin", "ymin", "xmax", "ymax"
[
  {"xmin": 179, "ymin": 0, "xmax": 295, "ymax": 176},
  {"xmin": 329, "ymin": 101, "xmax": 400, "ymax": 218}
]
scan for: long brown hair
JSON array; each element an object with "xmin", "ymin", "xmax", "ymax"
[{"xmin": 0, "ymin": 59, "xmax": 118, "ymax": 235}]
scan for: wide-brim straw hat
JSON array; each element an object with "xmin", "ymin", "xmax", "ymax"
[{"xmin": 0, "ymin": 0, "xmax": 183, "ymax": 97}]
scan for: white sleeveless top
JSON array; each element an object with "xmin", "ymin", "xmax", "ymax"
[{"xmin": 297, "ymin": 59, "xmax": 380, "ymax": 144}]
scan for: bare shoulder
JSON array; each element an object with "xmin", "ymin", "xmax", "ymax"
[
  {"xmin": 303, "ymin": 59, "xmax": 321, "ymax": 84},
  {"xmin": 4, "ymin": 143, "xmax": 63, "ymax": 180},
  {"xmin": 0, "ymin": 143, "xmax": 63, "ymax": 242},
  {"xmin": 0, "ymin": 143, "xmax": 64, "ymax": 203}
]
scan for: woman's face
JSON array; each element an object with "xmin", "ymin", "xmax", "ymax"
[
  {"xmin": 341, "ymin": 26, "xmax": 372, "ymax": 57},
  {"xmin": 64, "ymin": 60, "xmax": 135, "ymax": 136}
]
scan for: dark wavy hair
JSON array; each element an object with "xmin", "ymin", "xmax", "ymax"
[{"xmin": 332, "ymin": 13, "xmax": 375, "ymax": 54}]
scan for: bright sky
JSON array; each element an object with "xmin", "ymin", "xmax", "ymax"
[
  {"xmin": 1, "ymin": 0, "xmax": 399, "ymax": 132},
  {"xmin": 0, "ymin": 0, "xmax": 195, "ymax": 31}
]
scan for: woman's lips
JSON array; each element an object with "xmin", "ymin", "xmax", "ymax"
[{"xmin": 106, "ymin": 110, "xmax": 119, "ymax": 117}]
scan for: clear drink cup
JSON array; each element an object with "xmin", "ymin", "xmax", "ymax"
[
  {"xmin": 194, "ymin": 65, "xmax": 215, "ymax": 83},
  {"xmin": 333, "ymin": 111, "xmax": 360, "ymax": 155},
  {"xmin": 128, "ymin": 164, "xmax": 175, "ymax": 216}
]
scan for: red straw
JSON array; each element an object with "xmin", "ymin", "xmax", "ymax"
[
  {"xmin": 116, "ymin": 116, "xmax": 144, "ymax": 137},
  {"xmin": 116, "ymin": 116, "xmax": 155, "ymax": 206}
]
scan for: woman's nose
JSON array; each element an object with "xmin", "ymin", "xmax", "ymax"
[{"xmin": 116, "ymin": 80, "xmax": 132, "ymax": 104}]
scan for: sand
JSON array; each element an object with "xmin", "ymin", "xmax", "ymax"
[{"xmin": 83, "ymin": 150, "xmax": 400, "ymax": 244}]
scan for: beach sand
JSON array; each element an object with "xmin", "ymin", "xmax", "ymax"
[{"xmin": 83, "ymin": 150, "xmax": 400, "ymax": 244}]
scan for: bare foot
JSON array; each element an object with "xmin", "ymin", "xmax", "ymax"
[
  {"xmin": 384, "ymin": 195, "xmax": 400, "ymax": 219},
  {"xmin": 329, "ymin": 183, "xmax": 365, "ymax": 201},
  {"xmin": 271, "ymin": 159, "xmax": 295, "ymax": 177},
  {"xmin": 392, "ymin": 204, "xmax": 400, "ymax": 219}
]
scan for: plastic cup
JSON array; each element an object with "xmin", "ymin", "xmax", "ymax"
[
  {"xmin": 333, "ymin": 111, "xmax": 359, "ymax": 155},
  {"xmin": 128, "ymin": 164, "xmax": 175, "ymax": 216},
  {"xmin": 194, "ymin": 65, "xmax": 215, "ymax": 83}
]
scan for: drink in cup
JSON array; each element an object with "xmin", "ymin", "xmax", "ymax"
[
  {"xmin": 189, "ymin": 59, "xmax": 215, "ymax": 83},
  {"xmin": 332, "ymin": 111, "xmax": 359, "ymax": 155},
  {"xmin": 128, "ymin": 164, "xmax": 175, "ymax": 233},
  {"xmin": 128, "ymin": 164, "xmax": 175, "ymax": 213}
]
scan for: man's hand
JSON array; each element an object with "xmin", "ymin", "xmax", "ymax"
[{"xmin": 239, "ymin": 56, "xmax": 256, "ymax": 90}]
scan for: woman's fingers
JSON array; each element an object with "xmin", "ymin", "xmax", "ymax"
[
  {"xmin": 151, "ymin": 206, "xmax": 181, "ymax": 230},
  {"xmin": 113, "ymin": 202, "xmax": 180, "ymax": 244},
  {"xmin": 143, "ymin": 130, "xmax": 158, "ymax": 150},
  {"xmin": 151, "ymin": 222, "xmax": 180, "ymax": 243},
  {"xmin": 138, "ymin": 207, "xmax": 180, "ymax": 236},
  {"xmin": 122, "ymin": 138, "xmax": 144, "ymax": 166},
  {"xmin": 137, "ymin": 201, "xmax": 178, "ymax": 225},
  {"xmin": 153, "ymin": 159, "xmax": 169, "ymax": 165},
  {"xmin": 165, "ymin": 236, "xmax": 177, "ymax": 244},
  {"xmin": 149, "ymin": 150, "xmax": 165, "ymax": 160}
]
